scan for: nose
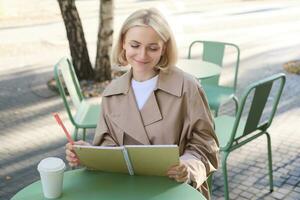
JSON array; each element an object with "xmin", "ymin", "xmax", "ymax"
[{"xmin": 138, "ymin": 48, "xmax": 147, "ymax": 59}]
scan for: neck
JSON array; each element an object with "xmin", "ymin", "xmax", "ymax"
[{"xmin": 132, "ymin": 69, "xmax": 158, "ymax": 82}]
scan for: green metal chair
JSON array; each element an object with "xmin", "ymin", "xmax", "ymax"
[
  {"xmin": 188, "ymin": 40, "xmax": 240, "ymax": 116},
  {"xmin": 214, "ymin": 73, "xmax": 286, "ymax": 200},
  {"xmin": 54, "ymin": 57, "xmax": 101, "ymax": 141},
  {"xmin": 207, "ymin": 174, "xmax": 213, "ymax": 197}
]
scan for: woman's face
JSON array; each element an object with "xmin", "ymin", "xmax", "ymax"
[{"xmin": 123, "ymin": 26, "xmax": 165, "ymax": 76}]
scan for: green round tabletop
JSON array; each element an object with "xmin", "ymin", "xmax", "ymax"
[
  {"xmin": 11, "ymin": 169, "xmax": 206, "ymax": 200},
  {"xmin": 177, "ymin": 59, "xmax": 221, "ymax": 79}
]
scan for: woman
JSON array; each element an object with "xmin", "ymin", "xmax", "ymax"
[{"xmin": 66, "ymin": 8, "xmax": 219, "ymax": 199}]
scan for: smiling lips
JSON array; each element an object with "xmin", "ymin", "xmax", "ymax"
[{"xmin": 134, "ymin": 59, "xmax": 150, "ymax": 64}]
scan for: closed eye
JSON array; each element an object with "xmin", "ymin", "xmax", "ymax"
[
  {"xmin": 149, "ymin": 47, "xmax": 159, "ymax": 51},
  {"xmin": 130, "ymin": 44, "xmax": 139, "ymax": 48}
]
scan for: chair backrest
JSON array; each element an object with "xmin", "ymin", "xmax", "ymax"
[
  {"xmin": 188, "ymin": 40, "xmax": 240, "ymax": 89},
  {"xmin": 226, "ymin": 73, "xmax": 286, "ymax": 149},
  {"xmin": 54, "ymin": 58, "xmax": 84, "ymax": 122}
]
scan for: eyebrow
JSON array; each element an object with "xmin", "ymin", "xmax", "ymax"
[{"xmin": 130, "ymin": 40, "xmax": 160, "ymax": 46}]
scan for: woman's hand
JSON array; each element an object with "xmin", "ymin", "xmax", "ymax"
[
  {"xmin": 167, "ymin": 162, "xmax": 189, "ymax": 183},
  {"xmin": 65, "ymin": 140, "xmax": 91, "ymax": 167}
]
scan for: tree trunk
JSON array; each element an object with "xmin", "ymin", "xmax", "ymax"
[
  {"xmin": 57, "ymin": 0, "xmax": 94, "ymax": 80},
  {"xmin": 94, "ymin": 0, "xmax": 114, "ymax": 82}
]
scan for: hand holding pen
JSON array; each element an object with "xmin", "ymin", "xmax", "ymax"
[{"xmin": 52, "ymin": 113, "xmax": 90, "ymax": 167}]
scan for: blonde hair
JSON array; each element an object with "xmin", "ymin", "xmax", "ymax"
[{"xmin": 111, "ymin": 8, "xmax": 178, "ymax": 71}]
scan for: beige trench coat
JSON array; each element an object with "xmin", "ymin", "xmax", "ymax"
[{"xmin": 93, "ymin": 67, "xmax": 219, "ymax": 199}]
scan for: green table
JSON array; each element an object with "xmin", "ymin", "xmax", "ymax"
[
  {"xmin": 177, "ymin": 59, "xmax": 221, "ymax": 80},
  {"xmin": 12, "ymin": 169, "xmax": 206, "ymax": 200}
]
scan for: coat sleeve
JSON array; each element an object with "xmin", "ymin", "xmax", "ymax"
[
  {"xmin": 180, "ymin": 82, "xmax": 219, "ymax": 189},
  {"xmin": 92, "ymin": 98, "xmax": 118, "ymax": 146}
]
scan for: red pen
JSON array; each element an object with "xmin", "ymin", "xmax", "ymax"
[{"xmin": 52, "ymin": 113, "xmax": 74, "ymax": 145}]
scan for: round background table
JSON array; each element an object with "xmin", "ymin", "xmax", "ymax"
[
  {"xmin": 177, "ymin": 59, "xmax": 221, "ymax": 80},
  {"xmin": 11, "ymin": 169, "xmax": 206, "ymax": 200}
]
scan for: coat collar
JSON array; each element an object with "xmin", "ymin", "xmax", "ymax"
[
  {"xmin": 102, "ymin": 69, "xmax": 131, "ymax": 96},
  {"xmin": 102, "ymin": 67, "xmax": 184, "ymax": 97}
]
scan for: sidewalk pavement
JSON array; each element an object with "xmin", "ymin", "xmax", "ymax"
[{"xmin": 1, "ymin": 0, "xmax": 300, "ymax": 199}]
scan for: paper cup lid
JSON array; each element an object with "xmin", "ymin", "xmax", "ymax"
[{"xmin": 38, "ymin": 157, "xmax": 66, "ymax": 172}]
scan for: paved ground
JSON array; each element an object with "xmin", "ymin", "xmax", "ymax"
[{"xmin": 0, "ymin": 0, "xmax": 300, "ymax": 199}]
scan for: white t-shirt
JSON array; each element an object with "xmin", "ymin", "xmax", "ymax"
[{"xmin": 131, "ymin": 75, "xmax": 158, "ymax": 110}]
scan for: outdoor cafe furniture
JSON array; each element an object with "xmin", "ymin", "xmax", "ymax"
[
  {"xmin": 187, "ymin": 40, "xmax": 241, "ymax": 116},
  {"xmin": 177, "ymin": 59, "xmax": 221, "ymax": 80},
  {"xmin": 11, "ymin": 168, "xmax": 207, "ymax": 200},
  {"xmin": 54, "ymin": 57, "xmax": 101, "ymax": 141},
  {"xmin": 214, "ymin": 73, "xmax": 285, "ymax": 200}
]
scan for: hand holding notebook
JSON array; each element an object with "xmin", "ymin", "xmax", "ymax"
[{"xmin": 52, "ymin": 113, "xmax": 179, "ymax": 176}]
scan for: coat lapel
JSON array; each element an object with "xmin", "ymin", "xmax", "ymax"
[
  {"xmin": 111, "ymin": 87, "xmax": 151, "ymax": 145},
  {"xmin": 140, "ymin": 92, "xmax": 162, "ymax": 126},
  {"xmin": 104, "ymin": 70, "xmax": 151, "ymax": 145}
]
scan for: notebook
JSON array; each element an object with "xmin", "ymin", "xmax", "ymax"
[{"xmin": 74, "ymin": 145, "xmax": 179, "ymax": 176}]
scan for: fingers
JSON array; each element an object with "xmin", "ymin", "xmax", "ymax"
[
  {"xmin": 66, "ymin": 153, "xmax": 79, "ymax": 167},
  {"xmin": 168, "ymin": 172, "xmax": 188, "ymax": 182},
  {"xmin": 167, "ymin": 164, "xmax": 186, "ymax": 175},
  {"xmin": 65, "ymin": 142, "xmax": 80, "ymax": 167},
  {"xmin": 75, "ymin": 140, "xmax": 91, "ymax": 146},
  {"xmin": 65, "ymin": 140, "xmax": 91, "ymax": 167},
  {"xmin": 175, "ymin": 169, "xmax": 189, "ymax": 182},
  {"xmin": 65, "ymin": 142, "xmax": 74, "ymax": 151},
  {"xmin": 66, "ymin": 148, "xmax": 76, "ymax": 158},
  {"xmin": 167, "ymin": 164, "xmax": 189, "ymax": 183}
]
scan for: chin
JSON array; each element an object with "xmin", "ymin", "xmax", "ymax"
[
  {"xmin": 132, "ymin": 63, "xmax": 152, "ymax": 70},
  {"xmin": 134, "ymin": 67, "xmax": 152, "ymax": 72}
]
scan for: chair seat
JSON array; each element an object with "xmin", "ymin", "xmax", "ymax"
[
  {"xmin": 214, "ymin": 116, "xmax": 245, "ymax": 150},
  {"xmin": 202, "ymin": 84, "xmax": 235, "ymax": 111},
  {"xmin": 74, "ymin": 100, "xmax": 101, "ymax": 128}
]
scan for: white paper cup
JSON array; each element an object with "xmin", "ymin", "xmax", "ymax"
[{"xmin": 37, "ymin": 157, "xmax": 66, "ymax": 199}]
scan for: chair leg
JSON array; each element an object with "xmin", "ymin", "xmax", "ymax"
[
  {"xmin": 207, "ymin": 173, "xmax": 213, "ymax": 196},
  {"xmin": 213, "ymin": 105, "xmax": 220, "ymax": 117},
  {"xmin": 73, "ymin": 128, "xmax": 78, "ymax": 141},
  {"xmin": 82, "ymin": 128, "xmax": 86, "ymax": 141},
  {"xmin": 265, "ymin": 131, "xmax": 274, "ymax": 192},
  {"xmin": 221, "ymin": 152, "xmax": 230, "ymax": 200},
  {"xmin": 233, "ymin": 95, "xmax": 239, "ymax": 115}
]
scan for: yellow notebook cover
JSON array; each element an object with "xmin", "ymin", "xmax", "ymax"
[
  {"xmin": 126, "ymin": 145, "xmax": 180, "ymax": 176},
  {"xmin": 74, "ymin": 145, "xmax": 128, "ymax": 174}
]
